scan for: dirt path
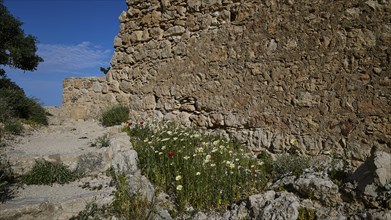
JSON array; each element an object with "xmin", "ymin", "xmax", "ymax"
[{"xmin": 0, "ymin": 108, "xmax": 118, "ymax": 220}]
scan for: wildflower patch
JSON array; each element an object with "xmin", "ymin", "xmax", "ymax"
[{"xmin": 124, "ymin": 120, "xmax": 267, "ymax": 213}]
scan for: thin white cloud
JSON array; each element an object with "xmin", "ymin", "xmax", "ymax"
[{"xmin": 36, "ymin": 41, "xmax": 111, "ymax": 74}]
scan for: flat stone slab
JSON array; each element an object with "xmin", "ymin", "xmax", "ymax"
[{"xmin": 0, "ymin": 176, "xmax": 114, "ymax": 220}]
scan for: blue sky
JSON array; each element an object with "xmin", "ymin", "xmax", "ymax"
[{"xmin": 3, "ymin": 0, "xmax": 126, "ymax": 106}]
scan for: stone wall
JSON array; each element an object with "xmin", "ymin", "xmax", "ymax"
[
  {"xmin": 62, "ymin": 77, "xmax": 119, "ymax": 119},
  {"xmin": 64, "ymin": 0, "xmax": 391, "ymax": 162}
]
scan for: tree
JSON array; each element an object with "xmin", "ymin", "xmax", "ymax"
[{"xmin": 0, "ymin": 0, "xmax": 43, "ymax": 76}]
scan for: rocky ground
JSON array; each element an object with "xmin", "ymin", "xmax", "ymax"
[
  {"xmin": 0, "ymin": 107, "xmax": 390, "ymax": 220},
  {"xmin": 0, "ymin": 107, "xmax": 137, "ymax": 219}
]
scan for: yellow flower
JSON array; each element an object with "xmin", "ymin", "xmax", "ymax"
[
  {"xmin": 159, "ymin": 152, "xmax": 163, "ymax": 155},
  {"xmin": 161, "ymin": 146, "xmax": 166, "ymax": 150},
  {"xmin": 213, "ymin": 140, "xmax": 220, "ymax": 145},
  {"xmin": 196, "ymin": 172, "xmax": 201, "ymax": 176},
  {"xmin": 211, "ymin": 163, "xmax": 216, "ymax": 167},
  {"xmin": 197, "ymin": 147, "xmax": 204, "ymax": 153},
  {"xmin": 325, "ymin": 149, "xmax": 333, "ymax": 155},
  {"xmin": 229, "ymin": 163, "xmax": 235, "ymax": 169},
  {"xmin": 219, "ymin": 145, "xmax": 225, "ymax": 150},
  {"xmin": 176, "ymin": 185, "xmax": 183, "ymax": 191},
  {"xmin": 183, "ymin": 156, "xmax": 190, "ymax": 160},
  {"xmin": 175, "ymin": 175, "xmax": 182, "ymax": 181},
  {"xmin": 206, "ymin": 155, "xmax": 211, "ymax": 160},
  {"xmin": 290, "ymin": 138, "xmax": 298, "ymax": 146}
]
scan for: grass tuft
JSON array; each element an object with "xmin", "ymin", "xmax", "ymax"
[
  {"xmin": 90, "ymin": 134, "xmax": 110, "ymax": 148},
  {"xmin": 111, "ymin": 172, "xmax": 154, "ymax": 220},
  {"xmin": 21, "ymin": 160, "xmax": 82, "ymax": 185},
  {"xmin": 100, "ymin": 105, "xmax": 129, "ymax": 127}
]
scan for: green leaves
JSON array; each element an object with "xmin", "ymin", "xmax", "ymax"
[
  {"xmin": 0, "ymin": 1, "xmax": 43, "ymax": 73},
  {"xmin": 126, "ymin": 121, "xmax": 267, "ymax": 213},
  {"xmin": 21, "ymin": 160, "xmax": 82, "ymax": 185},
  {"xmin": 100, "ymin": 105, "xmax": 129, "ymax": 127}
]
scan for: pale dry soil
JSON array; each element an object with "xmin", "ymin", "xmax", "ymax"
[{"xmin": 0, "ymin": 108, "xmax": 115, "ymax": 220}]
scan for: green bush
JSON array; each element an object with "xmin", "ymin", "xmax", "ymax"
[
  {"xmin": 21, "ymin": 160, "xmax": 82, "ymax": 185},
  {"xmin": 100, "ymin": 105, "xmax": 129, "ymax": 127},
  {"xmin": 0, "ymin": 76, "xmax": 48, "ymax": 127},
  {"xmin": 4, "ymin": 118, "xmax": 24, "ymax": 135},
  {"xmin": 0, "ymin": 154, "xmax": 14, "ymax": 202}
]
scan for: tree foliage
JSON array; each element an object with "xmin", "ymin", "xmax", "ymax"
[{"xmin": 0, "ymin": 0, "xmax": 43, "ymax": 76}]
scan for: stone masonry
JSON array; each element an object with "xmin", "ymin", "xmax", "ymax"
[{"xmin": 63, "ymin": 0, "xmax": 391, "ymax": 162}]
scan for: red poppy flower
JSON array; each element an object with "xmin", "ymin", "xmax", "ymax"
[
  {"xmin": 140, "ymin": 121, "xmax": 145, "ymax": 125},
  {"xmin": 167, "ymin": 151, "xmax": 174, "ymax": 157}
]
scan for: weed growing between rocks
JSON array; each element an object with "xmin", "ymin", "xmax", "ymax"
[
  {"xmin": 298, "ymin": 207, "xmax": 316, "ymax": 220},
  {"xmin": 69, "ymin": 203, "xmax": 110, "ymax": 220},
  {"xmin": 124, "ymin": 121, "xmax": 267, "ymax": 213},
  {"xmin": 270, "ymin": 154, "xmax": 311, "ymax": 178},
  {"xmin": 100, "ymin": 105, "xmax": 129, "ymax": 127},
  {"xmin": 21, "ymin": 160, "xmax": 82, "ymax": 185},
  {"xmin": 90, "ymin": 134, "xmax": 110, "ymax": 148},
  {"xmin": 111, "ymin": 172, "xmax": 154, "ymax": 220},
  {"xmin": 71, "ymin": 171, "xmax": 154, "ymax": 220}
]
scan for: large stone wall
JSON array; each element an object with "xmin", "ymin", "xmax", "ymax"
[{"xmin": 64, "ymin": 0, "xmax": 391, "ymax": 162}]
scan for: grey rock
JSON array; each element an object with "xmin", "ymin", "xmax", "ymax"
[
  {"xmin": 107, "ymin": 132, "xmax": 138, "ymax": 174},
  {"xmin": 126, "ymin": 174, "xmax": 155, "ymax": 203},
  {"xmin": 293, "ymin": 172, "xmax": 342, "ymax": 206},
  {"xmin": 248, "ymin": 191, "xmax": 300, "ymax": 220},
  {"xmin": 348, "ymin": 150, "xmax": 391, "ymax": 207}
]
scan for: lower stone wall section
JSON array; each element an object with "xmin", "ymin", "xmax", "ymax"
[{"xmin": 62, "ymin": 77, "xmax": 120, "ymax": 120}]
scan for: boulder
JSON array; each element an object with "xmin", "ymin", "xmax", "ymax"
[
  {"xmin": 248, "ymin": 191, "xmax": 300, "ymax": 220},
  {"xmin": 348, "ymin": 150, "xmax": 391, "ymax": 208}
]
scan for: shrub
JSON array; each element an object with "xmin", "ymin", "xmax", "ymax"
[
  {"xmin": 271, "ymin": 154, "xmax": 311, "ymax": 178},
  {"xmin": 0, "ymin": 155, "xmax": 14, "ymax": 202},
  {"xmin": 125, "ymin": 121, "xmax": 267, "ymax": 213},
  {"xmin": 4, "ymin": 118, "xmax": 24, "ymax": 135},
  {"xmin": 21, "ymin": 160, "xmax": 82, "ymax": 185},
  {"xmin": 100, "ymin": 105, "xmax": 129, "ymax": 127},
  {"xmin": 0, "ymin": 76, "xmax": 48, "ymax": 126}
]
